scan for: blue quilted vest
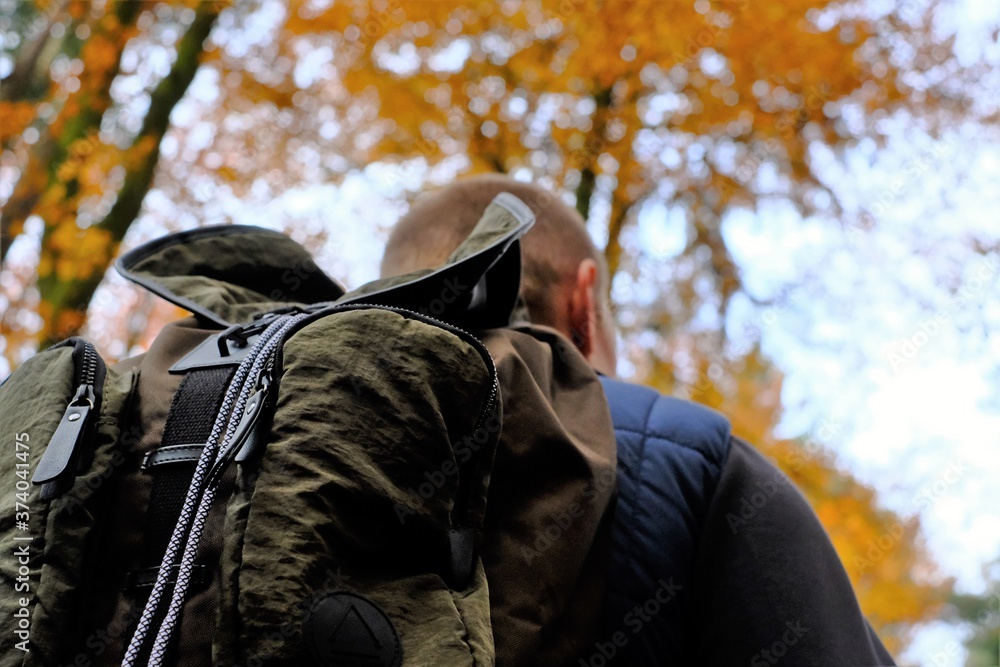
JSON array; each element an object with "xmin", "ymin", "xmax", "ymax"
[{"xmin": 590, "ymin": 377, "xmax": 731, "ymax": 666}]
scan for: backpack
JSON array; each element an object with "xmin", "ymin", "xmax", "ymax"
[{"xmin": 0, "ymin": 194, "xmax": 617, "ymax": 667}]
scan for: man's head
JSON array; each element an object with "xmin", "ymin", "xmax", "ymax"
[{"xmin": 380, "ymin": 174, "xmax": 617, "ymax": 376}]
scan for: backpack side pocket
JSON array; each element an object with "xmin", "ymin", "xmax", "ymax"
[{"xmin": 0, "ymin": 340, "xmax": 137, "ymax": 667}]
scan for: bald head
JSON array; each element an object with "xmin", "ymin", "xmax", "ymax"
[{"xmin": 380, "ymin": 174, "xmax": 604, "ymax": 327}]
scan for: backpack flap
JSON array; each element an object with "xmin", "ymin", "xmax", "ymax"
[
  {"xmin": 337, "ymin": 191, "xmax": 535, "ymax": 330},
  {"xmin": 115, "ymin": 225, "xmax": 347, "ymax": 328},
  {"xmin": 115, "ymin": 193, "xmax": 533, "ymax": 374},
  {"xmin": 115, "ymin": 192, "xmax": 533, "ymax": 333}
]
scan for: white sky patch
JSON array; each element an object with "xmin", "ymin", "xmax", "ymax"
[
  {"xmin": 196, "ymin": 171, "xmax": 411, "ymax": 290},
  {"xmin": 428, "ymin": 37, "xmax": 471, "ymax": 73},
  {"xmin": 844, "ymin": 361, "xmax": 1000, "ymax": 591},
  {"xmin": 722, "ymin": 202, "xmax": 833, "ymax": 299},
  {"xmin": 293, "ymin": 44, "xmax": 333, "ymax": 88},
  {"xmin": 937, "ymin": 0, "xmax": 1000, "ymax": 65},
  {"xmin": 636, "ymin": 201, "xmax": 687, "ymax": 259},
  {"xmin": 901, "ymin": 620, "xmax": 973, "ymax": 667},
  {"xmin": 374, "ymin": 42, "xmax": 421, "ymax": 76},
  {"xmin": 711, "ymin": 113, "xmax": 1000, "ymax": 667}
]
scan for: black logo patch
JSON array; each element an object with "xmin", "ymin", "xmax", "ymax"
[{"xmin": 304, "ymin": 592, "xmax": 401, "ymax": 667}]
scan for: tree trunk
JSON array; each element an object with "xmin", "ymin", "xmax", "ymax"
[{"xmin": 35, "ymin": 4, "xmax": 220, "ymax": 347}]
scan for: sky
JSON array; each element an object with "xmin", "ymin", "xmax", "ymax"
[{"xmin": 719, "ymin": 121, "xmax": 1000, "ymax": 599}]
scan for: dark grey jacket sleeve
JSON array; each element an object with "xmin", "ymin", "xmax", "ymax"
[{"xmin": 688, "ymin": 437, "xmax": 895, "ymax": 666}]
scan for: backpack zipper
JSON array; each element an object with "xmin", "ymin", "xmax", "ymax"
[
  {"xmin": 374, "ymin": 305, "xmax": 500, "ymax": 589},
  {"xmin": 32, "ymin": 338, "xmax": 106, "ymax": 500}
]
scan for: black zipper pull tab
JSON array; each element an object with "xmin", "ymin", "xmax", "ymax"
[
  {"xmin": 33, "ymin": 383, "xmax": 95, "ymax": 492},
  {"xmin": 207, "ymin": 370, "xmax": 272, "ymax": 487},
  {"xmin": 234, "ymin": 370, "xmax": 273, "ymax": 465}
]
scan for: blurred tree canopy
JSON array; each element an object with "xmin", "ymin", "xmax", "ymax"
[
  {"xmin": 1, "ymin": 0, "xmax": 221, "ymax": 346},
  {"xmin": 948, "ymin": 559, "xmax": 1000, "ymax": 667},
  {"xmin": 3, "ymin": 0, "xmax": 993, "ymax": 656}
]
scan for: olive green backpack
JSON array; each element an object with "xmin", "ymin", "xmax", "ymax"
[{"xmin": 0, "ymin": 194, "xmax": 616, "ymax": 667}]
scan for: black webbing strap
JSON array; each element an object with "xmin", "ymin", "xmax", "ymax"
[
  {"xmin": 122, "ymin": 366, "xmax": 233, "ymax": 665},
  {"xmin": 133, "ymin": 366, "xmax": 234, "ymax": 591}
]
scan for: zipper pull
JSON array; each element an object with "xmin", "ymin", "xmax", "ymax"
[
  {"xmin": 33, "ymin": 384, "xmax": 95, "ymax": 489},
  {"xmin": 207, "ymin": 371, "xmax": 272, "ymax": 486},
  {"xmin": 234, "ymin": 372, "xmax": 273, "ymax": 465}
]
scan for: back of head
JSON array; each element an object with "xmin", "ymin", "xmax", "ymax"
[{"xmin": 381, "ymin": 174, "xmax": 602, "ymax": 328}]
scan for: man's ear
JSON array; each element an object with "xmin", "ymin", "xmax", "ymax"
[{"xmin": 568, "ymin": 258, "xmax": 599, "ymax": 358}]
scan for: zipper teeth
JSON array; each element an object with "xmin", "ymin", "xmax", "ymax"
[
  {"xmin": 80, "ymin": 341, "xmax": 98, "ymax": 387},
  {"xmin": 250, "ymin": 303, "xmax": 501, "ymax": 415}
]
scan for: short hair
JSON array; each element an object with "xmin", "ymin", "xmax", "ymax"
[{"xmin": 381, "ymin": 174, "xmax": 603, "ymax": 326}]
